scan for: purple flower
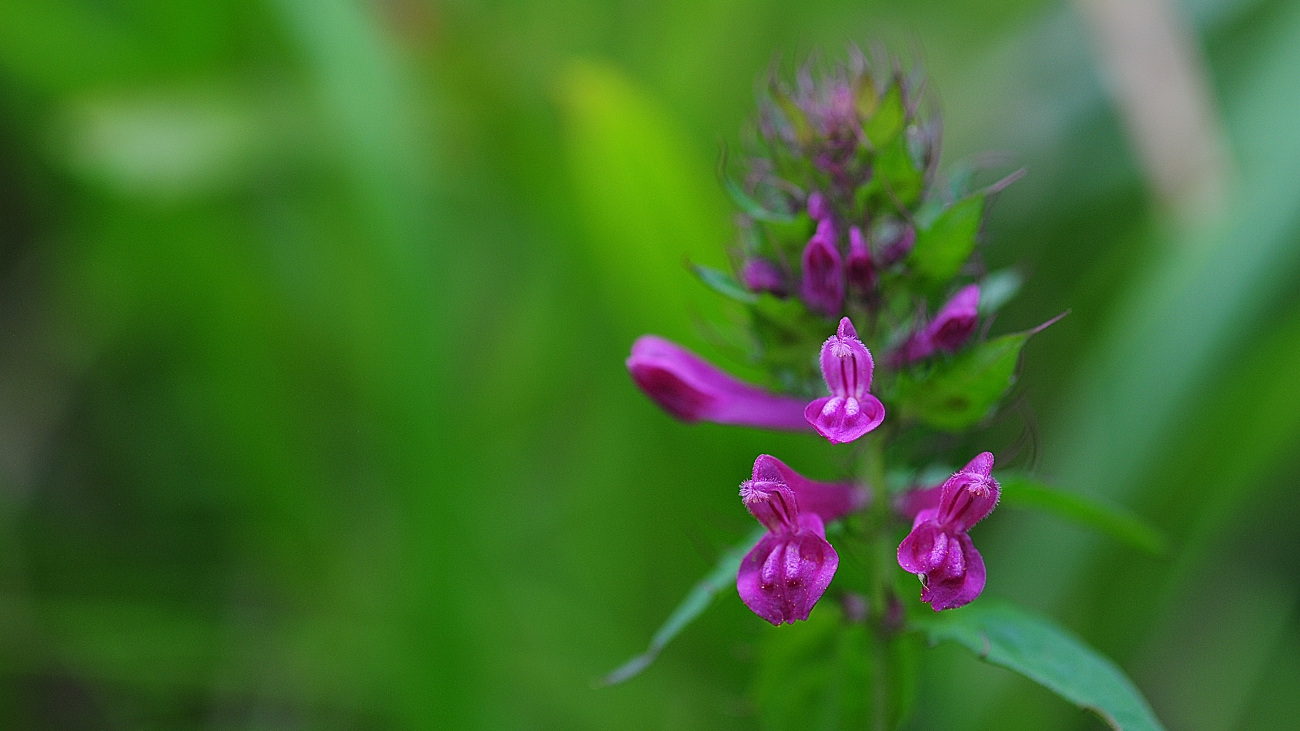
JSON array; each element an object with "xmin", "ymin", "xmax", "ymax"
[
  {"xmin": 627, "ymin": 336, "xmax": 813, "ymax": 431},
  {"xmin": 896, "ymin": 285, "xmax": 980, "ymax": 364},
  {"xmin": 804, "ymin": 318, "xmax": 886, "ymax": 444},
  {"xmin": 846, "ymin": 225, "xmax": 875, "ymax": 292},
  {"xmin": 807, "ymin": 191, "xmax": 830, "ymax": 221},
  {"xmin": 741, "ymin": 258, "xmax": 787, "ymax": 297},
  {"xmin": 879, "ymin": 222, "xmax": 916, "ymax": 265},
  {"xmin": 738, "ymin": 455, "xmax": 862, "ymax": 625},
  {"xmin": 800, "ymin": 218, "xmax": 844, "ymax": 317},
  {"xmin": 897, "ymin": 452, "xmax": 999, "ymax": 611}
]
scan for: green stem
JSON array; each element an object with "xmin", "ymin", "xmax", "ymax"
[{"xmin": 857, "ymin": 433, "xmax": 893, "ymax": 731}]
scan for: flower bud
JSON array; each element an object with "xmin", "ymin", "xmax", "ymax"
[
  {"xmin": 741, "ymin": 258, "xmax": 787, "ymax": 297},
  {"xmin": 799, "ymin": 218, "xmax": 844, "ymax": 317},
  {"xmin": 846, "ymin": 225, "xmax": 875, "ymax": 291},
  {"xmin": 627, "ymin": 336, "xmax": 813, "ymax": 431}
]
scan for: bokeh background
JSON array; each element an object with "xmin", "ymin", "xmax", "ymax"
[{"xmin": 0, "ymin": 0, "xmax": 1298, "ymax": 728}]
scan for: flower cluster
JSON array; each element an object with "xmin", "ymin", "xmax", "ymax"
[{"xmin": 623, "ymin": 51, "xmax": 1045, "ymax": 625}]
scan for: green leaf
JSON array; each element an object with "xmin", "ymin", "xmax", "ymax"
[
  {"xmin": 978, "ymin": 268, "xmax": 1024, "ymax": 316},
  {"xmin": 862, "ymin": 83, "xmax": 905, "ymax": 148},
  {"xmin": 599, "ymin": 528, "xmax": 764, "ymax": 686},
  {"xmin": 999, "ymin": 475, "xmax": 1168, "ymax": 556},
  {"xmin": 691, "ymin": 264, "xmax": 758, "ymax": 304},
  {"xmin": 722, "ymin": 173, "xmax": 797, "ymax": 223},
  {"xmin": 909, "ymin": 195, "xmax": 985, "ymax": 287},
  {"xmin": 856, "ymin": 134, "xmax": 924, "ymax": 212},
  {"xmin": 755, "ymin": 604, "xmax": 918, "ymax": 731},
  {"xmin": 913, "ymin": 601, "xmax": 1166, "ymax": 731},
  {"xmin": 895, "ymin": 332, "xmax": 1026, "ymax": 431}
]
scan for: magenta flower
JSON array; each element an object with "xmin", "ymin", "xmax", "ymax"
[
  {"xmin": 800, "ymin": 217, "xmax": 844, "ymax": 317},
  {"xmin": 879, "ymin": 222, "xmax": 916, "ymax": 265},
  {"xmin": 737, "ymin": 455, "xmax": 863, "ymax": 625},
  {"xmin": 804, "ymin": 318, "xmax": 886, "ymax": 444},
  {"xmin": 846, "ymin": 225, "xmax": 875, "ymax": 292},
  {"xmin": 627, "ymin": 336, "xmax": 813, "ymax": 431},
  {"xmin": 897, "ymin": 452, "xmax": 1000, "ymax": 611},
  {"xmin": 807, "ymin": 191, "xmax": 830, "ymax": 221},
  {"xmin": 896, "ymin": 284, "xmax": 980, "ymax": 364},
  {"xmin": 741, "ymin": 258, "xmax": 787, "ymax": 297}
]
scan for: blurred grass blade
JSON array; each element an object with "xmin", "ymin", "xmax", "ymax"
[
  {"xmin": 914, "ymin": 601, "xmax": 1166, "ymax": 731},
  {"xmin": 560, "ymin": 60, "xmax": 731, "ymax": 342},
  {"xmin": 999, "ymin": 475, "xmax": 1167, "ymax": 556},
  {"xmin": 600, "ymin": 528, "xmax": 764, "ymax": 686}
]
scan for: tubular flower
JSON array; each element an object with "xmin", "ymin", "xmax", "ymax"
[
  {"xmin": 741, "ymin": 258, "xmax": 787, "ymax": 297},
  {"xmin": 897, "ymin": 284, "xmax": 980, "ymax": 364},
  {"xmin": 737, "ymin": 455, "xmax": 861, "ymax": 625},
  {"xmin": 627, "ymin": 336, "xmax": 813, "ymax": 431},
  {"xmin": 846, "ymin": 225, "xmax": 875, "ymax": 292},
  {"xmin": 804, "ymin": 318, "xmax": 886, "ymax": 444},
  {"xmin": 800, "ymin": 217, "xmax": 844, "ymax": 317},
  {"xmin": 896, "ymin": 453, "xmax": 1000, "ymax": 611}
]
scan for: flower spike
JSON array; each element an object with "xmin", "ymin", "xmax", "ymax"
[
  {"xmin": 896, "ymin": 452, "xmax": 1000, "ymax": 611},
  {"xmin": 627, "ymin": 336, "xmax": 814, "ymax": 431},
  {"xmin": 804, "ymin": 318, "xmax": 886, "ymax": 444}
]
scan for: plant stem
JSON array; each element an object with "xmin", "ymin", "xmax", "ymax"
[{"xmin": 858, "ymin": 433, "xmax": 893, "ymax": 730}]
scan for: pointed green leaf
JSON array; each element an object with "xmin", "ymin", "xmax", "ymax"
[
  {"xmin": 722, "ymin": 174, "xmax": 797, "ymax": 223},
  {"xmin": 599, "ymin": 528, "xmax": 764, "ymax": 686},
  {"xmin": 913, "ymin": 601, "xmax": 1166, "ymax": 731},
  {"xmin": 691, "ymin": 264, "xmax": 759, "ymax": 304},
  {"xmin": 862, "ymin": 83, "xmax": 905, "ymax": 148},
  {"xmin": 909, "ymin": 194, "xmax": 985, "ymax": 287},
  {"xmin": 895, "ymin": 332, "xmax": 1026, "ymax": 431},
  {"xmin": 999, "ymin": 475, "xmax": 1167, "ymax": 556},
  {"xmin": 978, "ymin": 268, "xmax": 1024, "ymax": 316}
]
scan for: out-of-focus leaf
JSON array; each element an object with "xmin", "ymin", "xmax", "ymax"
[
  {"xmin": 862, "ymin": 83, "xmax": 905, "ymax": 148},
  {"xmin": 999, "ymin": 475, "xmax": 1167, "ymax": 556},
  {"xmin": 691, "ymin": 264, "xmax": 759, "ymax": 303},
  {"xmin": 600, "ymin": 528, "xmax": 764, "ymax": 686},
  {"xmin": 722, "ymin": 173, "xmax": 796, "ymax": 223},
  {"xmin": 755, "ymin": 604, "xmax": 918, "ymax": 731},
  {"xmin": 895, "ymin": 331, "xmax": 1025, "ymax": 431},
  {"xmin": 909, "ymin": 194, "xmax": 984, "ymax": 287},
  {"xmin": 913, "ymin": 601, "xmax": 1166, "ymax": 731},
  {"xmin": 978, "ymin": 268, "xmax": 1024, "ymax": 316},
  {"xmin": 858, "ymin": 134, "xmax": 924, "ymax": 211},
  {"xmin": 761, "ymin": 213, "xmax": 816, "ymax": 257}
]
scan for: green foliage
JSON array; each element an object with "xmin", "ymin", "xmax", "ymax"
[
  {"xmin": 602, "ymin": 528, "xmax": 765, "ymax": 685},
  {"xmin": 999, "ymin": 476, "xmax": 1167, "ymax": 556},
  {"xmin": 755, "ymin": 605, "xmax": 918, "ymax": 731},
  {"xmin": 908, "ymin": 195, "xmax": 984, "ymax": 287},
  {"xmin": 692, "ymin": 264, "xmax": 759, "ymax": 304},
  {"xmin": 913, "ymin": 601, "xmax": 1166, "ymax": 731},
  {"xmin": 856, "ymin": 134, "xmax": 925, "ymax": 212},
  {"xmin": 895, "ymin": 332, "xmax": 1026, "ymax": 431},
  {"xmin": 862, "ymin": 84, "xmax": 906, "ymax": 149},
  {"xmin": 723, "ymin": 173, "xmax": 798, "ymax": 223}
]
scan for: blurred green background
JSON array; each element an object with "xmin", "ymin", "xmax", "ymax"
[{"xmin": 1, "ymin": 0, "xmax": 1298, "ymax": 728}]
